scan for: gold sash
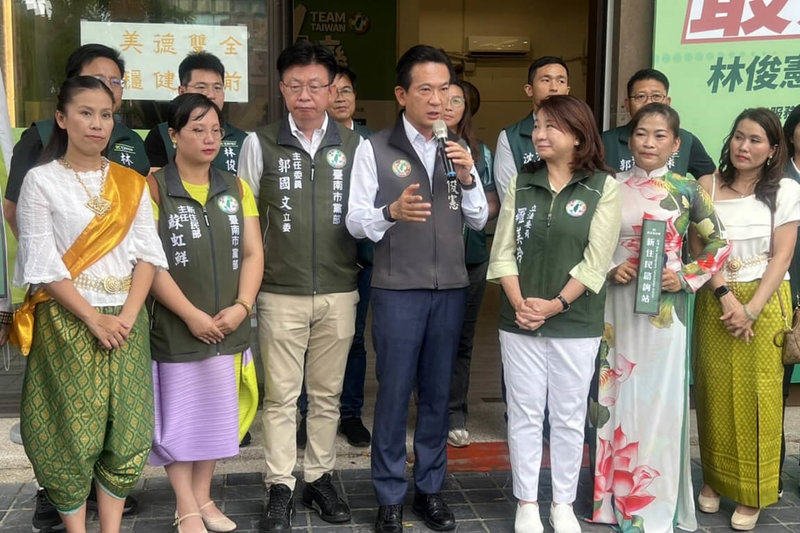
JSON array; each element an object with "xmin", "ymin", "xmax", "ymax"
[{"xmin": 10, "ymin": 163, "xmax": 145, "ymax": 355}]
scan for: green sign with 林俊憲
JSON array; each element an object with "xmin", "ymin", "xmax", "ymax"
[{"xmin": 653, "ymin": 1, "xmax": 800, "ymax": 164}]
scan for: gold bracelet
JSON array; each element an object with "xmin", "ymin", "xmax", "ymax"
[{"xmin": 235, "ymin": 298, "xmax": 253, "ymax": 315}]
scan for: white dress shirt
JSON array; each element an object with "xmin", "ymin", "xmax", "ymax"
[
  {"xmin": 493, "ymin": 111, "xmax": 536, "ymax": 203},
  {"xmin": 346, "ymin": 114, "xmax": 488, "ymax": 243},
  {"xmin": 14, "ymin": 160, "xmax": 168, "ymax": 306},
  {"xmin": 238, "ymin": 113, "xmax": 330, "ymax": 197}
]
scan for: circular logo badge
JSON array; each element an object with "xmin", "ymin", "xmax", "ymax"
[
  {"xmin": 326, "ymin": 148, "xmax": 347, "ymax": 169},
  {"xmin": 392, "ymin": 159, "xmax": 412, "ymax": 178},
  {"xmin": 349, "ymin": 13, "xmax": 371, "ymax": 34},
  {"xmin": 565, "ymin": 199, "xmax": 587, "ymax": 217},
  {"xmin": 216, "ymin": 194, "xmax": 240, "ymax": 215}
]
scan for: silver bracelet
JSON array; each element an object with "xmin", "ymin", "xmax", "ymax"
[{"xmin": 743, "ymin": 304, "xmax": 759, "ymax": 321}]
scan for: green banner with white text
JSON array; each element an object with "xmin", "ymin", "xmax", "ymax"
[{"xmin": 653, "ymin": 0, "xmax": 800, "ymax": 165}]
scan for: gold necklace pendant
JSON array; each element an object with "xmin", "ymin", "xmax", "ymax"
[
  {"xmin": 86, "ymin": 195, "xmax": 111, "ymax": 217},
  {"xmin": 60, "ymin": 157, "xmax": 110, "ymax": 217}
]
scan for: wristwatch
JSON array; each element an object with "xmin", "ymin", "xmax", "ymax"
[
  {"xmin": 382, "ymin": 204, "xmax": 396, "ymax": 222},
  {"xmin": 713, "ymin": 285, "xmax": 731, "ymax": 299},
  {"xmin": 556, "ymin": 294, "xmax": 570, "ymax": 313}
]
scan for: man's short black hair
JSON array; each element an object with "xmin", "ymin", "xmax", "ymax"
[
  {"xmin": 336, "ymin": 66, "xmax": 358, "ymax": 92},
  {"xmin": 626, "ymin": 68, "xmax": 670, "ymax": 97},
  {"xmin": 65, "ymin": 43, "xmax": 125, "ymax": 79},
  {"xmin": 526, "ymin": 56, "xmax": 568, "ymax": 85},
  {"xmin": 277, "ymin": 42, "xmax": 337, "ymax": 83},
  {"xmin": 395, "ymin": 45, "xmax": 455, "ymax": 90},
  {"xmin": 179, "ymin": 51, "xmax": 225, "ymax": 86}
]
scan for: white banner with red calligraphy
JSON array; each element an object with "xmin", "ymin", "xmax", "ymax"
[
  {"xmin": 80, "ymin": 21, "xmax": 248, "ymax": 102},
  {"xmin": 682, "ymin": 0, "xmax": 800, "ymax": 43}
]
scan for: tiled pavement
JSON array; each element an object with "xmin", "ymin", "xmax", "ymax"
[{"xmin": 0, "ymin": 457, "xmax": 798, "ymax": 533}]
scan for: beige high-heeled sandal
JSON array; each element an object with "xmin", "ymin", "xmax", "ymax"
[
  {"xmin": 174, "ymin": 511, "xmax": 208, "ymax": 533},
  {"xmin": 199, "ymin": 501, "xmax": 237, "ymax": 533}
]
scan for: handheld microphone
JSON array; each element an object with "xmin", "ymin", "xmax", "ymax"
[{"xmin": 433, "ymin": 119, "xmax": 457, "ymax": 180}]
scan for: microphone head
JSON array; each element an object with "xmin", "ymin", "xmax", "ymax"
[{"xmin": 432, "ymin": 119, "xmax": 449, "ymax": 140}]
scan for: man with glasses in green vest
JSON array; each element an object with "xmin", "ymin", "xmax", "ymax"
[
  {"xmin": 144, "ymin": 51, "xmax": 248, "ymax": 176},
  {"xmin": 602, "ymin": 68, "xmax": 715, "ymax": 178},
  {"xmin": 493, "ymin": 56, "xmax": 570, "ymax": 202},
  {"xmin": 4, "ymin": 44, "xmax": 149, "ymax": 239}
]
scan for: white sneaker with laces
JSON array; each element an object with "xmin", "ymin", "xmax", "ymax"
[
  {"xmin": 549, "ymin": 502, "xmax": 581, "ymax": 533},
  {"xmin": 447, "ymin": 428, "xmax": 471, "ymax": 447},
  {"xmin": 514, "ymin": 503, "xmax": 543, "ymax": 533}
]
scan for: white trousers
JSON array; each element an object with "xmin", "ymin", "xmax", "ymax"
[{"xmin": 500, "ymin": 330, "xmax": 600, "ymax": 503}]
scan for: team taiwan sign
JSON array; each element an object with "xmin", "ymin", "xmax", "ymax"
[{"xmin": 654, "ymin": 0, "xmax": 800, "ymax": 166}]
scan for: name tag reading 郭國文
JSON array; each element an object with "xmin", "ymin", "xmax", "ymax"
[{"xmin": 634, "ymin": 218, "xmax": 666, "ymax": 316}]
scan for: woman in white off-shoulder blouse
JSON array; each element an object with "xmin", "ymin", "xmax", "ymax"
[{"xmin": 12, "ymin": 76, "xmax": 167, "ymax": 533}]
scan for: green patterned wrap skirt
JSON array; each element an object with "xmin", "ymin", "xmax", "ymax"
[{"xmin": 21, "ymin": 300, "xmax": 154, "ymax": 514}]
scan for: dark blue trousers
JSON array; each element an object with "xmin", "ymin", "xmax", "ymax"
[{"xmin": 370, "ymin": 287, "xmax": 467, "ymax": 505}]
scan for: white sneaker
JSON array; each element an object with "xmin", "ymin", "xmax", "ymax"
[
  {"xmin": 447, "ymin": 428, "xmax": 471, "ymax": 447},
  {"xmin": 514, "ymin": 503, "xmax": 543, "ymax": 533},
  {"xmin": 549, "ymin": 503, "xmax": 581, "ymax": 533}
]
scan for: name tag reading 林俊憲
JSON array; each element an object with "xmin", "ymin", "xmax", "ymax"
[{"xmin": 634, "ymin": 219, "xmax": 666, "ymax": 316}]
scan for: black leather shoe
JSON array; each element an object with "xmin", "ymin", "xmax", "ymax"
[
  {"xmin": 375, "ymin": 504, "xmax": 403, "ymax": 533},
  {"xmin": 302, "ymin": 473, "xmax": 350, "ymax": 523},
  {"xmin": 339, "ymin": 417, "xmax": 371, "ymax": 447},
  {"xmin": 86, "ymin": 485, "xmax": 138, "ymax": 515},
  {"xmin": 260, "ymin": 484, "xmax": 294, "ymax": 532},
  {"xmin": 296, "ymin": 417, "xmax": 307, "ymax": 449},
  {"xmin": 412, "ymin": 492, "xmax": 455, "ymax": 531}
]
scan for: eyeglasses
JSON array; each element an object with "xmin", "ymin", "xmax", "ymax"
[
  {"xmin": 629, "ymin": 93, "xmax": 667, "ymax": 104},
  {"xmin": 335, "ymin": 86, "xmax": 355, "ymax": 97},
  {"xmin": 185, "ymin": 82, "xmax": 225, "ymax": 94},
  {"xmin": 281, "ymin": 81, "xmax": 331, "ymax": 95},
  {"xmin": 448, "ymin": 96, "xmax": 465, "ymax": 107},
  {"xmin": 187, "ymin": 127, "xmax": 225, "ymax": 139},
  {"xmin": 91, "ymin": 75, "xmax": 125, "ymax": 89}
]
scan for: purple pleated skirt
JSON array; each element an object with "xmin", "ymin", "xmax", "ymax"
[{"xmin": 149, "ymin": 355, "xmax": 239, "ymax": 466}]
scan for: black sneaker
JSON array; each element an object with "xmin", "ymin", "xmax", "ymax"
[
  {"xmin": 302, "ymin": 473, "xmax": 351, "ymax": 523},
  {"xmin": 339, "ymin": 417, "xmax": 371, "ymax": 447},
  {"xmin": 296, "ymin": 417, "xmax": 307, "ymax": 449},
  {"xmin": 85, "ymin": 485, "xmax": 138, "ymax": 515},
  {"xmin": 32, "ymin": 489, "xmax": 64, "ymax": 532},
  {"xmin": 260, "ymin": 483, "xmax": 294, "ymax": 532}
]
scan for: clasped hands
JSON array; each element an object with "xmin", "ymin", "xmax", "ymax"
[
  {"xmin": 718, "ymin": 293, "xmax": 756, "ymax": 344},
  {"xmin": 185, "ymin": 304, "xmax": 249, "ymax": 345},
  {"xmin": 514, "ymin": 297, "xmax": 561, "ymax": 331}
]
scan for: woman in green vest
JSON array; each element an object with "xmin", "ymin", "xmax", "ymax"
[
  {"xmin": 442, "ymin": 81, "xmax": 500, "ymax": 448},
  {"xmin": 694, "ymin": 108, "xmax": 800, "ymax": 531},
  {"xmin": 147, "ymin": 94, "xmax": 263, "ymax": 533},
  {"xmin": 487, "ymin": 95, "xmax": 621, "ymax": 533}
]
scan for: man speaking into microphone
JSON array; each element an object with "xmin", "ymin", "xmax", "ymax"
[{"xmin": 346, "ymin": 45, "xmax": 487, "ymax": 533}]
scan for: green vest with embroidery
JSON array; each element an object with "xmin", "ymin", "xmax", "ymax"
[
  {"xmin": 157, "ymin": 121, "xmax": 248, "ymax": 175},
  {"xmin": 504, "ymin": 113, "xmax": 539, "ymax": 171},
  {"xmin": 255, "ymin": 116, "xmax": 359, "ymax": 295},
  {"xmin": 36, "ymin": 119, "xmax": 149, "ymax": 176},
  {"xmin": 149, "ymin": 163, "xmax": 250, "ymax": 363},
  {"xmin": 602, "ymin": 123, "xmax": 699, "ymax": 177},
  {"xmin": 498, "ymin": 168, "xmax": 608, "ymax": 338}
]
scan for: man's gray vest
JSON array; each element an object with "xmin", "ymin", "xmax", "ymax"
[{"xmin": 369, "ymin": 116, "xmax": 469, "ymax": 290}]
